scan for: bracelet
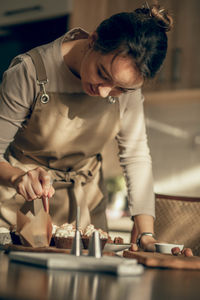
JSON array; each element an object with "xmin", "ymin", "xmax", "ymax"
[{"xmin": 136, "ymin": 232, "xmax": 155, "ymax": 249}]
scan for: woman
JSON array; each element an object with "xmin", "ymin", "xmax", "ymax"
[{"xmin": 0, "ymin": 4, "xmax": 173, "ymax": 251}]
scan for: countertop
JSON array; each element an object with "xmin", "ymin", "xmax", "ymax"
[{"xmin": 1, "ymin": 250, "xmax": 200, "ymax": 300}]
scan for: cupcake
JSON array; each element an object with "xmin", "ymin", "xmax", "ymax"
[
  {"xmin": 114, "ymin": 236, "xmax": 124, "ymax": 244},
  {"xmin": 107, "ymin": 235, "xmax": 114, "ymax": 244},
  {"xmin": 0, "ymin": 227, "xmax": 12, "ymax": 245},
  {"xmin": 82, "ymin": 224, "xmax": 108, "ymax": 250},
  {"xmin": 54, "ymin": 223, "xmax": 76, "ymax": 249}
]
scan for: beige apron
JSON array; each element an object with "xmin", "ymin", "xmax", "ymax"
[{"xmin": 0, "ymin": 48, "xmax": 120, "ymax": 230}]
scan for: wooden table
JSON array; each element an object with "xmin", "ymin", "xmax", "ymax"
[{"xmin": 1, "ymin": 250, "xmax": 200, "ymax": 300}]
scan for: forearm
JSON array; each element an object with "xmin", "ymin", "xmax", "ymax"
[
  {"xmin": 131, "ymin": 214, "xmax": 156, "ymax": 251},
  {"xmin": 134, "ymin": 214, "xmax": 154, "ymax": 234},
  {"xmin": 0, "ymin": 161, "xmax": 25, "ymax": 188}
]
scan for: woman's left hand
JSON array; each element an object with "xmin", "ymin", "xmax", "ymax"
[
  {"xmin": 130, "ymin": 217, "xmax": 156, "ymax": 252},
  {"xmin": 129, "ymin": 234, "xmax": 156, "ymax": 252}
]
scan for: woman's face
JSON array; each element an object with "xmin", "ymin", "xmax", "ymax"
[{"xmin": 80, "ymin": 47, "xmax": 143, "ymax": 98}]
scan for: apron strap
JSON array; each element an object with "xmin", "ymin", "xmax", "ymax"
[
  {"xmin": 49, "ymin": 155, "xmax": 104, "ymax": 229},
  {"xmin": 27, "ymin": 48, "xmax": 50, "ymax": 104},
  {"xmin": 26, "ymin": 48, "xmax": 47, "ymax": 82}
]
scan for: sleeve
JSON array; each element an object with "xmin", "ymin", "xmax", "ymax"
[
  {"xmin": 116, "ymin": 89, "xmax": 155, "ymax": 218},
  {"xmin": 0, "ymin": 55, "xmax": 37, "ymax": 162}
]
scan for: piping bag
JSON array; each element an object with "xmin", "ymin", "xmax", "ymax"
[{"xmin": 16, "ymin": 197, "xmax": 52, "ymax": 248}]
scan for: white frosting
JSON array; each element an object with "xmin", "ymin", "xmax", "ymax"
[
  {"xmin": 60, "ymin": 223, "xmax": 75, "ymax": 230},
  {"xmin": 52, "ymin": 224, "xmax": 59, "ymax": 235},
  {"xmin": 55, "ymin": 223, "xmax": 75, "ymax": 238},
  {"xmin": 98, "ymin": 229, "xmax": 108, "ymax": 239},
  {"xmin": 84, "ymin": 224, "xmax": 95, "ymax": 237},
  {"xmin": 0, "ymin": 227, "xmax": 10, "ymax": 233},
  {"xmin": 84, "ymin": 224, "xmax": 108, "ymax": 239}
]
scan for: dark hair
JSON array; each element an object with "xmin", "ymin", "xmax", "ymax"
[{"xmin": 93, "ymin": 5, "xmax": 173, "ymax": 79}]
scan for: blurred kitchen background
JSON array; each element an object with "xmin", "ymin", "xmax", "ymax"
[{"xmin": 1, "ymin": 0, "xmax": 200, "ymax": 240}]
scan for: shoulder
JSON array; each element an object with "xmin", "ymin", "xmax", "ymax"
[
  {"xmin": 119, "ymin": 88, "xmax": 144, "ymax": 104},
  {"xmin": 4, "ymin": 53, "xmax": 36, "ymax": 83},
  {"xmin": 63, "ymin": 28, "xmax": 89, "ymax": 42},
  {"xmin": 118, "ymin": 88, "xmax": 145, "ymax": 117},
  {"xmin": 1, "ymin": 53, "xmax": 39, "ymax": 108}
]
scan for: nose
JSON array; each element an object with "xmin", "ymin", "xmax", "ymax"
[{"xmin": 98, "ymin": 85, "xmax": 112, "ymax": 98}]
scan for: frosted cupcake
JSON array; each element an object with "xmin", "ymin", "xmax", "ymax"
[
  {"xmin": 82, "ymin": 224, "xmax": 108, "ymax": 250},
  {"xmin": 54, "ymin": 223, "xmax": 76, "ymax": 249}
]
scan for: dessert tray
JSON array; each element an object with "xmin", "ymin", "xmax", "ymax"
[{"xmin": 8, "ymin": 250, "xmax": 144, "ymax": 276}]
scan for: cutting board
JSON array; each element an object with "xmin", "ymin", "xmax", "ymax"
[
  {"xmin": 3, "ymin": 244, "xmax": 72, "ymax": 254},
  {"xmin": 2, "ymin": 244, "xmax": 116, "ymax": 256},
  {"xmin": 123, "ymin": 250, "xmax": 200, "ymax": 270}
]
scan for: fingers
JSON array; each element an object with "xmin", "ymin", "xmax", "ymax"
[
  {"xmin": 40, "ymin": 170, "xmax": 55, "ymax": 212},
  {"xmin": 14, "ymin": 167, "xmax": 55, "ymax": 203},
  {"xmin": 42, "ymin": 196, "xmax": 49, "ymax": 214},
  {"xmin": 129, "ymin": 243, "xmax": 138, "ymax": 252},
  {"xmin": 16, "ymin": 169, "xmax": 43, "ymax": 201},
  {"xmin": 39, "ymin": 169, "xmax": 53, "ymax": 197},
  {"xmin": 129, "ymin": 242, "xmax": 156, "ymax": 252},
  {"xmin": 145, "ymin": 242, "xmax": 156, "ymax": 252}
]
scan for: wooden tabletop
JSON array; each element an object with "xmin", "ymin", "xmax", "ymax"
[{"xmin": 1, "ymin": 250, "xmax": 200, "ymax": 300}]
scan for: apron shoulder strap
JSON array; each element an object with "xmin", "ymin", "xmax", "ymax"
[
  {"xmin": 27, "ymin": 48, "xmax": 50, "ymax": 105},
  {"xmin": 26, "ymin": 48, "xmax": 47, "ymax": 83}
]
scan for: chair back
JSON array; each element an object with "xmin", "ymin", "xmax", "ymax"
[{"xmin": 155, "ymin": 194, "xmax": 200, "ymax": 256}]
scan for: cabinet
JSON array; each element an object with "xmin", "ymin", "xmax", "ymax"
[
  {"xmin": 156, "ymin": 0, "xmax": 200, "ymax": 91},
  {"xmin": 0, "ymin": 0, "xmax": 73, "ymax": 26},
  {"xmin": 0, "ymin": 1, "xmax": 73, "ymax": 81}
]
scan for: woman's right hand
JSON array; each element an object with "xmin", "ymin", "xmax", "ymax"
[{"xmin": 12, "ymin": 167, "xmax": 55, "ymax": 205}]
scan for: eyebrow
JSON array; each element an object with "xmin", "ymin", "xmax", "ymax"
[{"xmin": 99, "ymin": 63, "xmax": 139, "ymax": 91}]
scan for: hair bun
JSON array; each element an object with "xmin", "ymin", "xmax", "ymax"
[{"xmin": 150, "ymin": 4, "xmax": 173, "ymax": 32}]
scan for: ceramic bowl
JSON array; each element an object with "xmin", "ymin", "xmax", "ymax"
[{"xmin": 155, "ymin": 242, "xmax": 184, "ymax": 254}]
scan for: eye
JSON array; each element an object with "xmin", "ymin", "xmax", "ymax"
[
  {"xmin": 116, "ymin": 87, "xmax": 136, "ymax": 94},
  {"xmin": 97, "ymin": 68, "xmax": 108, "ymax": 81},
  {"xmin": 119, "ymin": 87, "xmax": 128, "ymax": 93},
  {"xmin": 116, "ymin": 87, "xmax": 129, "ymax": 93}
]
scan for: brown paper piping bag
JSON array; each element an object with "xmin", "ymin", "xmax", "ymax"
[
  {"xmin": 17, "ymin": 198, "xmax": 52, "ymax": 248},
  {"xmin": 16, "ymin": 210, "xmax": 31, "ymax": 233}
]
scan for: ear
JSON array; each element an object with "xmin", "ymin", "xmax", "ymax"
[{"xmin": 88, "ymin": 31, "xmax": 98, "ymax": 48}]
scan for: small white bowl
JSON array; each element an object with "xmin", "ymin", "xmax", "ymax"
[{"xmin": 155, "ymin": 242, "xmax": 184, "ymax": 254}]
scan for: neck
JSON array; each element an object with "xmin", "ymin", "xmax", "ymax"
[{"xmin": 62, "ymin": 39, "xmax": 88, "ymax": 78}]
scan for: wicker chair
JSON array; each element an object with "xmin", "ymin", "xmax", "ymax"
[{"xmin": 154, "ymin": 194, "xmax": 200, "ymax": 256}]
